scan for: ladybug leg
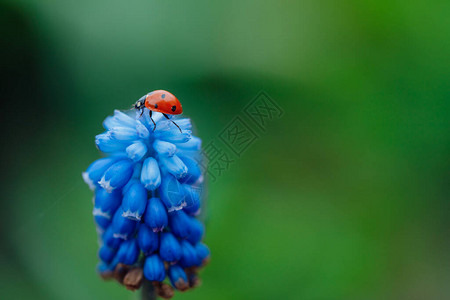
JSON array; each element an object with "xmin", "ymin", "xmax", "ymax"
[
  {"xmin": 139, "ymin": 108, "xmax": 144, "ymax": 118},
  {"xmin": 162, "ymin": 113, "xmax": 182, "ymax": 133},
  {"xmin": 149, "ymin": 110, "xmax": 156, "ymax": 131}
]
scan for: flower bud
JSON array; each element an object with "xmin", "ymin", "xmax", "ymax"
[
  {"xmin": 169, "ymin": 210, "xmax": 190, "ymax": 240},
  {"xmin": 187, "ymin": 217, "xmax": 204, "ymax": 245},
  {"xmin": 183, "ymin": 196, "xmax": 201, "ymax": 216},
  {"xmin": 138, "ymin": 224, "xmax": 159, "ymax": 255},
  {"xmin": 96, "ymin": 262, "xmax": 113, "ymax": 275},
  {"xmin": 154, "ymin": 282, "xmax": 175, "ymax": 299},
  {"xmin": 159, "ymin": 232, "xmax": 182, "ymax": 263},
  {"xmin": 102, "ymin": 116, "xmax": 116, "ymax": 130},
  {"xmin": 159, "ymin": 155, "xmax": 188, "ymax": 179},
  {"xmin": 143, "ymin": 197, "xmax": 168, "ymax": 232},
  {"xmin": 114, "ymin": 110, "xmax": 137, "ymax": 126},
  {"xmin": 156, "ymin": 130, "xmax": 191, "ymax": 143},
  {"xmin": 126, "ymin": 141, "xmax": 147, "ymax": 162},
  {"xmin": 83, "ymin": 156, "xmax": 122, "ymax": 190},
  {"xmin": 172, "ymin": 118, "xmax": 192, "ymax": 131},
  {"xmin": 178, "ymin": 155, "xmax": 202, "ymax": 184},
  {"xmin": 143, "ymin": 255, "xmax": 166, "ymax": 282},
  {"xmin": 121, "ymin": 182, "xmax": 147, "ymax": 221},
  {"xmin": 98, "ymin": 245, "xmax": 116, "ymax": 264},
  {"xmin": 115, "ymin": 239, "xmax": 140, "ymax": 266},
  {"xmin": 111, "ymin": 208, "xmax": 138, "ymax": 240},
  {"xmin": 168, "ymin": 265, "xmax": 189, "ymax": 291},
  {"xmin": 99, "ymin": 160, "xmax": 134, "ymax": 193},
  {"xmin": 175, "ymin": 136, "xmax": 201, "ymax": 151},
  {"xmin": 182, "ymin": 184, "xmax": 200, "ymax": 209},
  {"xmin": 103, "ymin": 110, "xmax": 136, "ymax": 129},
  {"xmin": 195, "ymin": 243, "xmax": 210, "ymax": 266},
  {"xmin": 94, "ymin": 216, "xmax": 111, "ymax": 231},
  {"xmin": 109, "ymin": 126, "xmax": 139, "ymax": 141},
  {"xmin": 155, "ymin": 118, "xmax": 192, "ymax": 132},
  {"xmin": 102, "ymin": 226, "xmax": 122, "ymax": 250},
  {"xmin": 179, "ymin": 240, "xmax": 198, "ymax": 268},
  {"xmin": 93, "ymin": 188, "xmax": 122, "ymax": 220},
  {"xmin": 186, "ymin": 270, "xmax": 201, "ymax": 288},
  {"xmin": 95, "ymin": 132, "xmax": 129, "ymax": 153},
  {"xmin": 141, "ymin": 157, "xmax": 161, "ymax": 190},
  {"xmin": 159, "ymin": 174, "xmax": 186, "ymax": 212},
  {"xmin": 153, "ymin": 139, "xmax": 177, "ymax": 157}
]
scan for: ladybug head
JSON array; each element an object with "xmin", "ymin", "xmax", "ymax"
[{"xmin": 134, "ymin": 95, "xmax": 146, "ymax": 110}]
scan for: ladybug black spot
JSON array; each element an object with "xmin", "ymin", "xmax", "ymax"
[
  {"xmin": 171, "ymin": 106, "xmax": 176, "ymax": 112},
  {"xmin": 161, "ymin": 94, "xmax": 166, "ymax": 99},
  {"xmin": 154, "ymin": 104, "xmax": 158, "ymax": 109}
]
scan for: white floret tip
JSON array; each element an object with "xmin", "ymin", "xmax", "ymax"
[
  {"xmin": 82, "ymin": 172, "xmax": 96, "ymax": 190},
  {"xmin": 98, "ymin": 176, "xmax": 114, "ymax": 193},
  {"xmin": 93, "ymin": 207, "xmax": 112, "ymax": 219},
  {"xmin": 122, "ymin": 210, "xmax": 142, "ymax": 221}
]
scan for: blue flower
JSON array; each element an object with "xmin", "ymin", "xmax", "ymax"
[
  {"xmin": 178, "ymin": 240, "xmax": 198, "ymax": 268},
  {"xmin": 143, "ymin": 254, "xmax": 166, "ymax": 282},
  {"xmin": 98, "ymin": 160, "xmax": 134, "ymax": 193},
  {"xmin": 159, "ymin": 232, "xmax": 182, "ymax": 263},
  {"xmin": 121, "ymin": 182, "xmax": 147, "ymax": 221},
  {"xmin": 168, "ymin": 265, "xmax": 189, "ymax": 291},
  {"xmin": 141, "ymin": 157, "xmax": 161, "ymax": 190},
  {"xmin": 144, "ymin": 197, "xmax": 168, "ymax": 232},
  {"xmin": 137, "ymin": 224, "xmax": 159, "ymax": 255},
  {"xmin": 113, "ymin": 238, "xmax": 140, "ymax": 266},
  {"xmin": 93, "ymin": 188, "xmax": 122, "ymax": 225},
  {"xmin": 169, "ymin": 210, "xmax": 192, "ymax": 240},
  {"xmin": 83, "ymin": 104, "xmax": 209, "ymax": 296},
  {"xmin": 195, "ymin": 243, "xmax": 211, "ymax": 266}
]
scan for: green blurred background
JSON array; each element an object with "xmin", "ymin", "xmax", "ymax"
[{"xmin": 1, "ymin": 0, "xmax": 449, "ymax": 299}]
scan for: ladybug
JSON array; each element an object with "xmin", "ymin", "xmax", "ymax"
[{"xmin": 134, "ymin": 90, "xmax": 183, "ymax": 132}]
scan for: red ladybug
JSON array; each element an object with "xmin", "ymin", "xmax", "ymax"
[{"xmin": 134, "ymin": 90, "xmax": 183, "ymax": 132}]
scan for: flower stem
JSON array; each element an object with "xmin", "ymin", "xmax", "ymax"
[{"xmin": 141, "ymin": 279, "xmax": 157, "ymax": 300}]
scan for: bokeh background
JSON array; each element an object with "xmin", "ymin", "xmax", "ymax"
[{"xmin": 1, "ymin": 1, "xmax": 449, "ymax": 299}]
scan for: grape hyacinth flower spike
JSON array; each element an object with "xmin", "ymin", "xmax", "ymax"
[{"xmin": 83, "ymin": 90, "xmax": 209, "ymax": 299}]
